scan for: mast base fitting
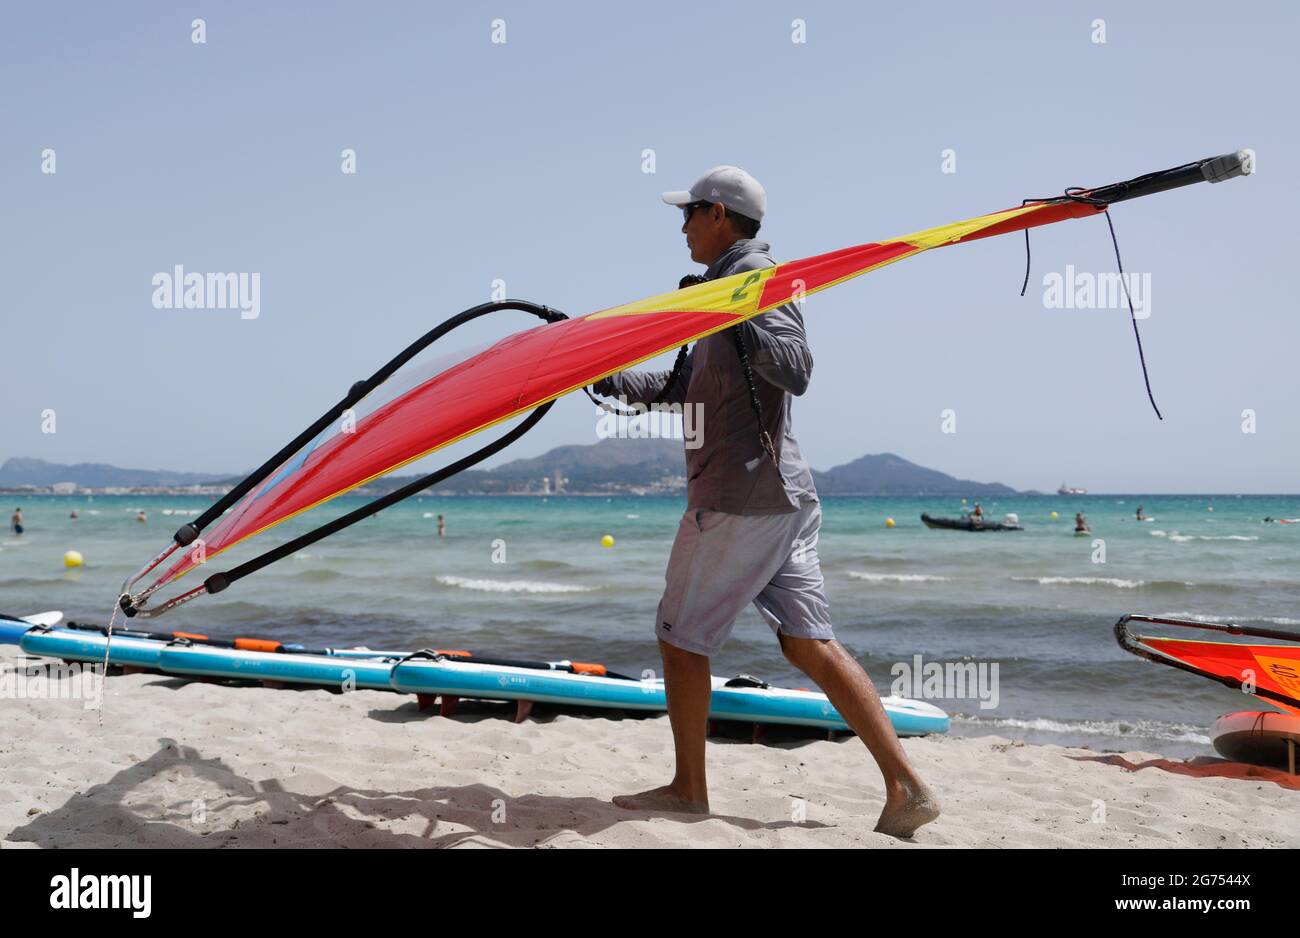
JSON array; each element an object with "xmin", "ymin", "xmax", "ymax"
[{"xmin": 118, "ymin": 595, "xmax": 138, "ymax": 618}]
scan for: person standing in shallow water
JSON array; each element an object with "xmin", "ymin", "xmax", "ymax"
[
  {"xmin": 593, "ymin": 165, "xmax": 939, "ymax": 838},
  {"xmin": 11, "ymin": 508, "xmax": 23, "ymax": 535}
]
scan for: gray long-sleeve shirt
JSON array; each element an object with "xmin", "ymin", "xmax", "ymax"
[{"xmin": 593, "ymin": 239, "xmax": 817, "ymax": 515}]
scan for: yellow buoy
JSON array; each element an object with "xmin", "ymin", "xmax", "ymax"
[
  {"xmin": 63, "ymin": 550, "xmax": 84, "ymax": 568},
  {"xmin": 1050, "ymin": 511, "xmax": 1059, "ymax": 520},
  {"xmin": 600, "ymin": 535, "xmax": 615, "ymax": 548},
  {"xmin": 885, "ymin": 518, "xmax": 895, "ymax": 528}
]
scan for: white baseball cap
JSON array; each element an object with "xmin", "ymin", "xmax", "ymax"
[{"xmin": 662, "ymin": 165, "xmax": 766, "ymax": 221}]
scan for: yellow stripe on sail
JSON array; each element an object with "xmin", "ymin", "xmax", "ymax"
[
  {"xmin": 588, "ymin": 204, "xmax": 1048, "ymax": 323},
  {"xmin": 587, "ymin": 266, "xmax": 776, "ymax": 320},
  {"xmin": 892, "ymin": 203, "xmax": 1049, "ymax": 250}
]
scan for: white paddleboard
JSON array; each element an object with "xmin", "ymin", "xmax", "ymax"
[{"xmin": 1211, "ymin": 710, "xmax": 1300, "ymax": 772}]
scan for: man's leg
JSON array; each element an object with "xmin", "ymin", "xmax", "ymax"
[
  {"xmin": 612, "ymin": 508, "xmax": 805, "ymax": 815},
  {"xmin": 779, "ymin": 634, "xmax": 939, "ymax": 837},
  {"xmin": 612, "ymin": 639, "xmax": 712, "ymax": 814}
]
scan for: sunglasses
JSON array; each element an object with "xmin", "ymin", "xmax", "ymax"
[{"xmin": 681, "ymin": 201, "xmax": 714, "ymax": 223}]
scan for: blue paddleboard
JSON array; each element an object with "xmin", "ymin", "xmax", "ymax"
[
  {"xmin": 0, "ymin": 611, "xmax": 62, "ymax": 644},
  {"xmin": 158, "ymin": 644, "xmax": 396, "ymax": 691},
  {"xmin": 389, "ymin": 658, "xmax": 949, "ymax": 736},
  {"xmin": 20, "ymin": 627, "xmax": 170, "ymax": 669}
]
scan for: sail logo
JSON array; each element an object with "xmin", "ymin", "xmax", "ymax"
[
  {"xmin": 151, "ymin": 265, "xmax": 261, "ymax": 320},
  {"xmin": 1259, "ymin": 655, "xmax": 1300, "ymax": 697},
  {"xmin": 49, "ymin": 869, "xmax": 151, "ymax": 918}
]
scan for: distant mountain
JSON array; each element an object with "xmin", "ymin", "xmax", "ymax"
[
  {"xmin": 394, "ymin": 443, "xmax": 1022, "ymax": 496},
  {"xmin": 811, "ymin": 452, "xmax": 1021, "ymax": 496},
  {"xmin": 374, "ymin": 437, "xmax": 687, "ymax": 494},
  {"xmin": 0, "ymin": 445, "xmax": 1025, "ymax": 497},
  {"xmin": 0, "ymin": 458, "xmax": 230, "ymax": 488}
]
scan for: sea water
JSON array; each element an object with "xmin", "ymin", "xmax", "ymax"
[{"xmin": 3, "ymin": 493, "xmax": 1298, "ymax": 758}]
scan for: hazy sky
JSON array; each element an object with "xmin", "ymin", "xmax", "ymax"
[{"xmin": 2, "ymin": 1, "xmax": 1295, "ymax": 492}]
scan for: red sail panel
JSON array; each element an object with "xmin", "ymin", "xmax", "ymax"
[
  {"xmin": 151, "ymin": 309, "xmax": 743, "ymax": 587},
  {"xmin": 144, "ymin": 198, "xmax": 1100, "ymax": 592},
  {"xmin": 1142, "ymin": 637, "xmax": 1300, "ymax": 714}
]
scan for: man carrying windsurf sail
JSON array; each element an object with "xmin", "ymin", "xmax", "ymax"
[{"xmin": 592, "ymin": 166, "xmax": 939, "ymax": 836}]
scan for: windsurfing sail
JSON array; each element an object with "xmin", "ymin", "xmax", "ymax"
[
  {"xmin": 1115, "ymin": 614, "xmax": 1300, "ymax": 715},
  {"xmin": 120, "ymin": 151, "xmax": 1253, "ymax": 618}
]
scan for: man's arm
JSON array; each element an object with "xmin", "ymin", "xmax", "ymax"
[
  {"xmin": 592, "ymin": 349, "xmax": 694, "ymax": 407},
  {"xmin": 735, "ymin": 302, "xmax": 814, "ymax": 396}
]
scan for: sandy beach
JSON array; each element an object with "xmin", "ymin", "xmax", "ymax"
[{"xmin": 2, "ymin": 643, "xmax": 1295, "ymax": 849}]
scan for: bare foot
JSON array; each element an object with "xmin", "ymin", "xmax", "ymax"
[
  {"xmin": 612, "ymin": 784, "xmax": 709, "ymax": 815},
  {"xmin": 874, "ymin": 784, "xmax": 940, "ymax": 839}
]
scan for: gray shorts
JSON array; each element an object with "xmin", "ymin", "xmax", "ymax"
[{"xmin": 655, "ymin": 499, "xmax": 834, "ymax": 656}]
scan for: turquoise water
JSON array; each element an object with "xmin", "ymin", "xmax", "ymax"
[{"xmin": 3, "ymin": 493, "xmax": 1298, "ymax": 757}]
